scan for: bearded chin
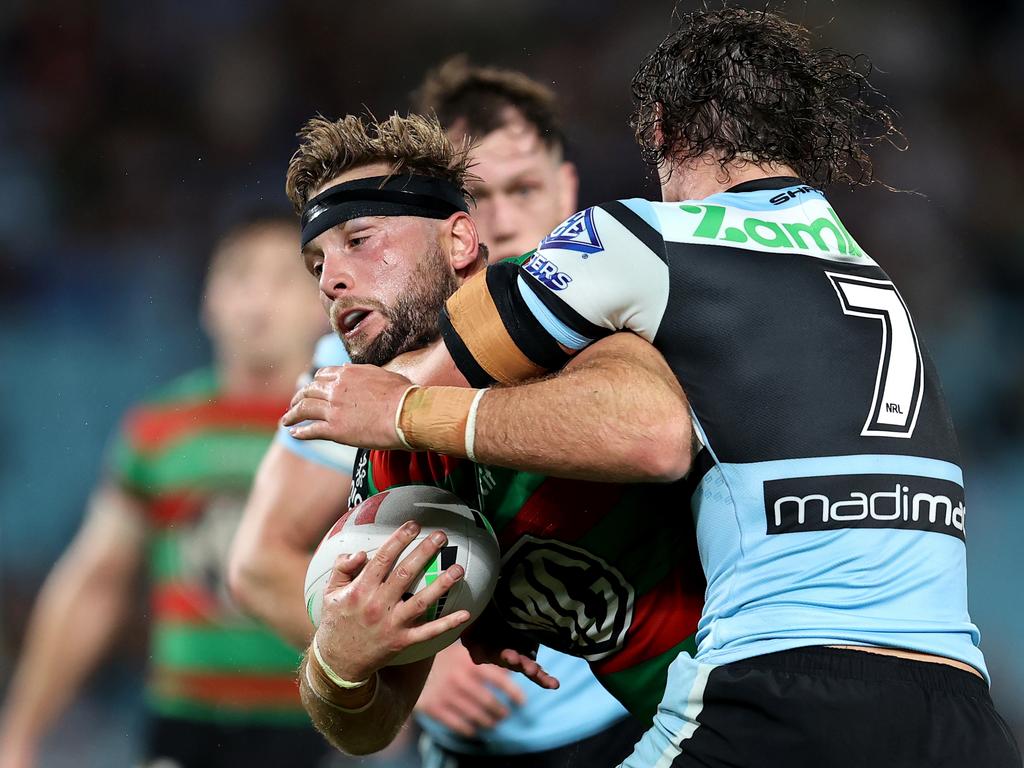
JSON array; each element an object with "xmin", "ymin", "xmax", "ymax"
[
  {"xmin": 344, "ymin": 252, "xmax": 458, "ymax": 366},
  {"xmin": 348, "ymin": 318, "xmax": 440, "ymax": 367}
]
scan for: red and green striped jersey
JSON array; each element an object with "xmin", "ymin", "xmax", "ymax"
[
  {"xmin": 110, "ymin": 369, "xmax": 306, "ymax": 725},
  {"xmin": 350, "ymin": 448, "xmax": 705, "ymax": 720}
]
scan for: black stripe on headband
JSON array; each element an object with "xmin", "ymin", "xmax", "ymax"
[{"xmin": 300, "ymin": 174, "xmax": 469, "ymax": 247}]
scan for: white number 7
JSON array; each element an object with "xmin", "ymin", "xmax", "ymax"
[{"xmin": 826, "ymin": 272, "xmax": 924, "ymax": 438}]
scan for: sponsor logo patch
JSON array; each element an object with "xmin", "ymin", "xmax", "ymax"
[
  {"xmin": 523, "ymin": 253, "xmax": 573, "ymax": 290},
  {"xmin": 764, "ymin": 474, "xmax": 965, "ymax": 541},
  {"xmin": 539, "ymin": 208, "xmax": 604, "ymax": 257},
  {"xmin": 677, "ymin": 201, "xmax": 866, "ymax": 260}
]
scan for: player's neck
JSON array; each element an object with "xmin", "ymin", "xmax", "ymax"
[
  {"xmin": 215, "ymin": 354, "xmax": 305, "ymax": 399},
  {"xmin": 386, "ymin": 339, "xmax": 469, "ymax": 387},
  {"xmin": 659, "ymin": 154, "xmax": 799, "ymax": 203}
]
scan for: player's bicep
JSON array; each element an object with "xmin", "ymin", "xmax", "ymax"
[{"xmin": 442, "ymin": 203, "xmax": 670, "ymax": 386}]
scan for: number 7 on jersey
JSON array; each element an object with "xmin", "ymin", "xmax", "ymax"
[{"xmin": 826, "ymin": 272, "xmax": 925, "ymax": 438}]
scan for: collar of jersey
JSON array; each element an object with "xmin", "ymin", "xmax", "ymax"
[{"xmin": 725, "ymin": 176, "xmax": 804, "ymax": 193}]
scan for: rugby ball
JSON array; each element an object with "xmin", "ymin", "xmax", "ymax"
[{"xmin": 304, "ymin": 485, "xmax": 500, "ymax": 665}]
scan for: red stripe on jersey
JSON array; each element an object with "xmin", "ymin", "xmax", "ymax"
[
  {"xmin": 152, "ymin": 668, "xmax": 300, "ymax": 707},
  {"xmin": 149, "ymin": 493, "xmax": 204, "ymax": 526},
  {"xmin": 591, "ymin": 562, "xmax": 703, "ymax": 676},
  {"xmin": 152, "ymin": 583, "xmax": 220, "ymax": 624},
  {"xmin": 498, "ymin": 478, "xmax": 624, "ymax": 550},
  {"xmin": 369, "ymin": 450, "xmax": 468, "ymax": 489},
  {"xmin": 126, "ymin": 400, "xmax": 289, "ymax": 453}
]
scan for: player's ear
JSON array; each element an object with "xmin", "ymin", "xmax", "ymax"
[
  {"xmin": 445, "ymin": 211, "xmax": 480, "ymax": 275},
  {"xmin": 557, "ymin": 161, "xmax": 579, "ymax": 220}
]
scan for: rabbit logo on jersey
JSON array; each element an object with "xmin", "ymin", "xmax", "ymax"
[
  {"xmin": 523, "ymin": 253, "xmax": 573, "ymax": 291},
  {"xmin": 493, "ymin": 536, "xmax": 635, "ymax": 661}
]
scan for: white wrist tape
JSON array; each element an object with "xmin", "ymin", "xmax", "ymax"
[
  {"xmin": 311, "ymin": 635, "xmax": 370, "ymax": 689},
  {"xmin": 464, "ymin": 388, "xmax": 488, "ymax": 463},
  {"xmin": 393, "ymin": 385, "xmax": 421, "ymax": 450}
]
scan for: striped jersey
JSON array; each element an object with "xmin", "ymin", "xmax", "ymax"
[
  {"xmin": 289, "ymin": 334, "xmax": 634, "ymax": 752},
  {"xmin": 110, "ymin": 369, "xmax": 307, "ymax": 724},
  {"xmin": 439, "ymin": 177, "xmax": 986, "ymax": 678},
  {"xmin": 349, "ymin": 448, "xmax": 704, "ymax": 719}
]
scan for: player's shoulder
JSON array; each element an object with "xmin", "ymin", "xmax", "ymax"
[
  {"xmin": 120, "ymin": 368, "xmax": 217, "ymax": 436},
  {"xmin": 110, "ymin": 368, "xmax": 217, "ymax": 479},
  {"xmin": 534, "ymin": 198, "xmax": 669, "ymax": 264}
]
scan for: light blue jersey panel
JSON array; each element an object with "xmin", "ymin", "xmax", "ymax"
[
  {"xmin": 275, "ymin": 334, "xmax": 357, "ymax": 474},
  {"xmin": 417, "ymin": 645, "xmax": 629, "ymax": 755},
  {"xmin": 691, "ymin": 450, "xmax": 987, "ymax": 678}
]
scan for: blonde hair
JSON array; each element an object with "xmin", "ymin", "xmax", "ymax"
[{"xmin": 285, "ymin": 112, "xmax": 473, "ymax": 214}]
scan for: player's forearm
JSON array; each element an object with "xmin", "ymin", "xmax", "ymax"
[
  {"xmin": 403, "ymin": 333, "xmax": 692, "ymax": 483},
  {"xmin": 299, "ymin": 657, "xmax": 426, "ymax": 755},
  {"xmin": 228, "ymin": 546, "xmax": 314, "ymax": 649},
  {"xmin": 0, "ymin": 553, "xmax": 132, "ymax": 746},
  {"xmin": 229, "ymin": 443, "xmax": 352, "ymax": 649}
]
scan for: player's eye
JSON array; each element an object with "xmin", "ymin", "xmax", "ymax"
[
  {"xmin": 511, "ymin": 184, "xmax": 537, "ymax": 199},
  {"xmin": 310, "ymin": 261, "xmax": 324, "ymax": 278},
  {"xmin": 348, "ymin": 235, "xmax": 369, "ymax": 248}
]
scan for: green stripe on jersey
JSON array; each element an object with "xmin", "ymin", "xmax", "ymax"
[
  {"xmin": 133, "ymin": 431, "xmax": 273, "ymax": 493},
  {"xmin": 146, "ymin": 694, "xmax": 310, "ymax": 727},
  {"xmin": 149, "ymin": 534, "xmax": 181, "ymax": 583},
  {"xmin": 476, "ymin": 467, "xmax": 545, "ymax": 532},
  {"xmin": 153, "ymin": 624, "xmax": 302, "ymax": 673},
  {"xmin": 599, "ymin": 637, "xmax": 697, "ymax": 721},
  {"xmin": 577, "ymin": 488, "xmax": 681, "ymax": 595}
]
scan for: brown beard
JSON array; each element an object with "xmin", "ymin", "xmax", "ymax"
[{"xmin": 333, "ymin": 245, "xmax": 459, "ymax": 366}]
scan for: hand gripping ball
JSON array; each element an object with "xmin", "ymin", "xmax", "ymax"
[{"xmin": 304, "ymin": 485, "xmax": 500, "ymax": 665}]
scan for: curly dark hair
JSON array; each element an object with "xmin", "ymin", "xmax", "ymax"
[{"xmin": 630, "ymin": 6, "xmax": 904, "ymax": 187}]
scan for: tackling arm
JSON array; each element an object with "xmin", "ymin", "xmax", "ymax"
[
  {"xmin": 466, "ymin": 331, "xmax": 691, "ymax": 482},
  {"xmin": 0, "ymin": 485, "xmax": 146, "ymax": 765}
]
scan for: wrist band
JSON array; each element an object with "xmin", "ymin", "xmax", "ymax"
[
  {"xmin": 464, "ymin": 388, "xmax": 488, "ymax": 462},
  {"xmin": 311, "ymin": 635, "xmax": 370, "ymax": 689},
  {"xmin": 304, "ymin": 660, "xmax": 378, "ymax": 713},
  {"xmin": 397, "ymin": 386, "xmax": 479, "ymax": 456},
  {"xmin": 394, "ymin": 385, "xmax": 421, "ymax": 450}
]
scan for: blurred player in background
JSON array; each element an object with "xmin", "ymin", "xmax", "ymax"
[
  {"xmin": 230, "ymin": 60, "xmax": 647, "ymax": 766},
  {"xmin": 0, "ymin": 215, "xmax": 330, "ymax": 768}
]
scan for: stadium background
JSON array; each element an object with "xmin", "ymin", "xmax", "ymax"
[{"xmin": 0, "ymin": 0, "xmax": 1021, "ymax": 764}]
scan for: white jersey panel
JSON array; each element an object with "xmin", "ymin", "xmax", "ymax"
[{"xmin": 529, "ymin": 205, "xmax": 671, "ymax": 342}]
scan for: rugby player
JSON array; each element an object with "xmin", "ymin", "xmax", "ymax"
[
  {"xmin": 0, "ymin": 216, "xmax": 330, "ymax": 768},
  {"xmin": 278, "ymin": 111, "xmax": 703, "ymax": 756},
  {"xmin": 229, "ymin": 60, "xmax": 649, "ymax": 766},
  {"xmin": 285, "ymin": 9, "xmax": 1022, "ymax": 768}
]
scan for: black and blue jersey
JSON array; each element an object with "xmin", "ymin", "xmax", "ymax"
[{"xmin": 440, "ymin": 177, "xmax": 985, "ymax": 678}]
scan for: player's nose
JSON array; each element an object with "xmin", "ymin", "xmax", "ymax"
[
  {"xmin": 490, "ymin": 197, "xmax": 520, "ymax": 240},
  {"xmin": 318, "ymin": 252, "xmax": 354, "ymax": 300}
]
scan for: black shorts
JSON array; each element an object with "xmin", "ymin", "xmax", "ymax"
[
  {"xmin": 420, "ymin": 715, "xmax": 648, "ymax": 768},
  {"xmin": 631, "ymin": 646, "xmax": 1021, "ymax": 768},
  {"xmin": 141, "ymin": 714, "xmax": 331, "ymax": 768}
]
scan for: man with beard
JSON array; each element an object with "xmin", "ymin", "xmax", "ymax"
[
  {"xmin": 285, "ymin": 9, "xmax": 1022, "ymax": 768},
  {"xmin": 231, "ymin": 61, "xmax": 655, "ymax": 767},
  {"xmin": 0, "ymin": 215, "xmax": 331, "ymax": 768},
  {"xmin": 277, "ymin": 111, "xmax": 702, "ymax": 758}
]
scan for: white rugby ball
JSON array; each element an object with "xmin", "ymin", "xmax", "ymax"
[{"xmin": 304, "ymin": 485, "xmax": 500, "ymax": 665}]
